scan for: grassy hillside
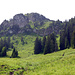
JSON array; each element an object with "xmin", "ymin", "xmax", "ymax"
[{"xmin": 0, "ymin": 35, "xmax": 75, "ymax": 75}]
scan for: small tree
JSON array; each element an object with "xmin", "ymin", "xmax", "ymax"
[
  {"xmin": 42, "ymin": 36, "xmax": 46, "ymax": 52},
  {"xmin": 71, "ymin": 31, "xmax": 75, "ymax": 48},
  {"xmin": 1, "ymin": 46, "xmax": 7, "ymax": 57},
  {"xmin": 44, "ymin": 35, "xmax": 51, "ymax": 54},
  {"xmin": 34, "ymin": 37, "xmax": 42, "ymax": 54},
  {"xmin": 11, "ymin": 48, "xmax": 18, "ymax": 58}
]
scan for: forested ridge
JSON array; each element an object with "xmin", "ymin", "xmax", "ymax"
[{"xmin": 0, "ymin": 13, "xmax": 75, "ymax": 74}]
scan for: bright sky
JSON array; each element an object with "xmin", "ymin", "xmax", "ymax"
[{"xmin": 0, "ymin": 0, "xmax": 75, "ymax": 24}]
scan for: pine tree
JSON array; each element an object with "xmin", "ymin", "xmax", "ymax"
[
  {"xmin": 42, "ymin": 36, "xmax": 46, "ymax": 52},
  {"xmin": 11, "ymin": 48, "xmax": 18, "ymax": 58},
  {"xmin": 44, "ymin": 35, "xmax": 51, "ymax": 54},
  {"xmin": 34, "ymin": 37, "xmax": 42, "ymax": 54},
  {"xmin": 50, "ymin": 33, "xmax": 56, "ymax": 52},
  {"xmin": 1, "ymin": 46, "xmax": 7, "ymax": 57},
  {"xmin": 71, "ymin": 31, "xmax": 75, "ymax": 48},
  {"xmin": 60, "ymin": 31, "xmax": 65, "ymax": 50}
]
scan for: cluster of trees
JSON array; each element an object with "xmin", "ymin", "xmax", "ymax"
[
  {"xmin": 60, "ymin": 17, "xmax": 75, "ymax": 50},
  {"xmin": 34, "ymin": 17, "xmax": 75, "ymax": 55},
  {"xmin": 0, "ymin": 37, "xmax": 18, "ymax": 57},
  {"xmin": 34, "ymin": 33, "xmax": 58, "ymax": 54},
  {"xmin": 11, "ymin": 48, "xmax": 18, "ymax": 58}
]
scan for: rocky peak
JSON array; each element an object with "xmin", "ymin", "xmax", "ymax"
[
  {"xmin": 27, "ymin": 13, "xmax": 50, "ymax": 22},
  {"xmin": 0, "ymin": 12, "xmax": 62, "ymax": 36},
  {"xmin": 13, "ymin": 14, "xmax": 29, "ymax": 28},
  {"xmin": 1, "ymin": 20, "xmax": 9, "ymax": 27}
]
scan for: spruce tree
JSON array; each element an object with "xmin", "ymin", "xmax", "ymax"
[
  {"xmin": 44, "ymin": 35, "xmax": 51, "ymax": 54},
  {"xmin": 60, "ymin": 31, "xmax": 65, "ymax": 50},
  {"xmin": 11, "ymin": 48, "xmax": 18, "ymax": 58},
  {"xmin": 34, "ymin": 37, "xmax": 42, "ymax": 54},
  {"xmin": 71, "ymin": 31, "xmax": 75, "ymax": 48},
  {"xmin": 1, "ymin": 46, "xmax": 7, "ymax": 57},
  {"xmin": 50, "ymin": 33, "xmax": 56, "ymax": 52},
  {"xmin": 42, "ymin": 36, "xmax": 46, "ymax": 52}
]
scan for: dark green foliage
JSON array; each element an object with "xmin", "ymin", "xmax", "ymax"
[
  {"xmin": 60, "ymin": 31, "xmax": 66, "ymax": 50},
  {"xmin": 1, "ymin": 47, "xmax": 7, "ymax": 57},
  {"xmin": 0, "ymin": 37, "xmax": 13, "ymax": 57},
  {"xmin": 71, "ymin": 31, "xmax": 75, "ymax": 48},
  {"xmin": 34, "ymin": 37, "xmax": 42, "ymax": 54},
  {"xmin": 34, "ymin": 33, "xmax": 58, "ymax": 55},
  {"xmin": 11, "ymin": 48, "xmax": 18, "ymax": 58},
  {"xmin": 21, "ymin": 36, "xmax": 25, "ymax": 45},
  {"xmin": 44, "ymin": 35, "xmax": 51, "ymax": 54},
  {"xmin": 42, "ymin": 36, "xmax": 46, "ymax": 52},
  {"xmin": 44, "ymin": 33, "xmax": 58, "ymax": 54}
]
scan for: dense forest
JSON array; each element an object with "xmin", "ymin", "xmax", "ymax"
[
  {"xmin": 34, "ymin": 17, "xmax": 75, "ymax": 54},
  {"xmin": 0, "ymin": 37, "xmax": 18, "ymax": 57},
  {"xmin": 1, "ymin": 13, "xmax": 75, "ymax": 57}
]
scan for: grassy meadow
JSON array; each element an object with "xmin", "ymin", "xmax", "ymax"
[{"xmin": 0, "ymin": 35, "xmax": 75, "ymax": 75}]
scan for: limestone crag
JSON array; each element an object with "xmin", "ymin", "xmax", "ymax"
[
  {"xmin": 0, "ymin": 13, "xmax": 63, "ymax": 36},
  {"xmin": 13, "ymin": 14, "xmax": 29, "ymax": 28}
]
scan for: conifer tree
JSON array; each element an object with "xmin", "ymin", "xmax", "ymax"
[
  {"xmin": 1, "ymin": 46, "xmax": 7, "ymax": 57},
  {"xmin": 71, "ymin": 31, "xmax": 75, "ymax": 48},
  {"xmin": 42, "ymin": 36, "xmax": 46, "ymax": 52},
  {"xmin": 50, "ymin": 33, "xmax": 56, "ymax": 52},
  {"xmin": 34, "ymin": 37, "xmax": 42, "ymax": 54},
  {"xmin": 11, "ymin": 48, "xmax": 18, "ymax": 58},
  {"xmin": 44, "ymin": 35, "xmax": 51, "ymax": 54},
  {"xmin": 60, "ymin": 31, "xmax": 65, "ymax": 50}
]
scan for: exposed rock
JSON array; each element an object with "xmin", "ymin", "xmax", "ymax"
[
  {"xmin": 27, "ymin": 13, "xmax": 50, "ymax": 22},
  {"xmin": 13, "ymin": 14, "xmax": 29, "ymax": 28},
  {"xmin": 1, "ymin": 20, "xmax": 9, "ymax": 27},
  {"xmin": 0, "ymin": 13, "xmax": 63, "ymax": 36}
]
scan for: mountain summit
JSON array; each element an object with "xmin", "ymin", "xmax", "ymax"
[{"xmin": 0, "ymin": 13, "xmax": 62, "ymax": 36}]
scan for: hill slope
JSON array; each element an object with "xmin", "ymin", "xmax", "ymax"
[
  {"xmin": 0, "ymin": 48, "xmax": 75, "ymax": 75},
  {"xmin": 0, "ymin": 13, "xmax": 63, "ymax": 36}
]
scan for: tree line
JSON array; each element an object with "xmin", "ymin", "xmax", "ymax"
[
  {"xmin": 0, "ymin": 37, "xmax": 18, "ymax": 58},
  {"xmin": 60, "ymin": 18, "xmax": 75, "ymax": 50},
  {"xmin": 34, "ymin": 17, "xmax": 75, "ymax": 55},
  {"xmin": 34, "ymin": 33, "xmax": 58, "ymax": 54}
]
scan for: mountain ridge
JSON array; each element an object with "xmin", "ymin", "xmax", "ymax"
[{"xmin": 0, "ymin": 13, "xmax": 63, "ymax": 36}]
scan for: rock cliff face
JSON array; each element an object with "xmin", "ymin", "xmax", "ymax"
[
  {"xmin": 13, "ymin": 14, "xmax": 29, "ymax": 28},
  {"xmin": 0, "ymin": 13, "xmax": 63, "ymax": 36}
]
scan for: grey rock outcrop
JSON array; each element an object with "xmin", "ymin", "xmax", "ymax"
[
  {"xmin": 13, "ymin": 14, "xmax": 29, "ymax": 28},
  {"xmin": 0, "ymin": 13, "xmax": 63, "ymax": 36},
  {"xmin": 1, "ymin": 20, "xmax": 9, "ymax": 27}
]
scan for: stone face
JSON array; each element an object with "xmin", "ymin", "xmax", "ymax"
[
  {"xmin": 0, "ymin": 13, "xmax": 63, "ymax": 36},
  {"xmin": 9, "ymin": 19, "xmax": 14, "ymax": 27},
  {"xmin": 27, "ymin": 13, "xmax": 49, "ymax": 22},
  {"xmin": 13, "ymin": 14, "xmax": 29, "ymax": 28},
  {"xmin": 1, "ymin": 20, "xmax": 9, "ymax": 27}
]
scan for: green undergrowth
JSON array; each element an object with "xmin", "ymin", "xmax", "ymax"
[
  {"xmin": 0, "ymin": 48, "xmax": 75, "ymax": 75},
  {"xmin": 0, "ymin": 35, "xmax": 75, "ymax": 75}
]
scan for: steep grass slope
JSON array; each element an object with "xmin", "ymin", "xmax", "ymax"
[
  {"xmin": 0, "ymin": 48, "xmax": 75, "ymax": 75},
  {"xmin": 0, "ymin": 35, "xmax": 75, "ymax": 75}
]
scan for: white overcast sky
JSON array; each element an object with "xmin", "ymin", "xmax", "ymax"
[{"xmin": 0, "ymin": 0, "xmax": 75, "ymax": 24}]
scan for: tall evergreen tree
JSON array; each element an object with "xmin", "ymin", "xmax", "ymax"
[
  {"xmin": 71, "ymin": 31, "xmax": 75, "ymax": 48},
  {"xmin": 60, "ymin": 31, "xmax": 65, "ymax": 50},
  {"xmin": 11, "ymin": 48, "xmax": 18, "ymax": 58},
  {"xmin": 34, "ymin": 37, "xmax": 42, "ymax": 54},
  {"xmin": 42, "ymin": 36, "xmax": 46, "ymax": 52},
  {"xmin": 50, "ymin": 33, "xmax": 56, "ymax": 52},
  {"xmin": 44, "ymin": 35, "xmax": 51, "ymax": 54},
  {"xmin": 1, "ymin": 46, "xmax": 7, "ymax": 57}
]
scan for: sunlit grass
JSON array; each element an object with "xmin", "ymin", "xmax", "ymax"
[{"xmin": 0, "ymin": 35, "xmax": 75, "ymax": 75}]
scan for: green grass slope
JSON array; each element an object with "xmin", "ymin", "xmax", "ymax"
[{"xmin": 0, "ymin": 35, "xmax": 75, "ymax": 75}]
